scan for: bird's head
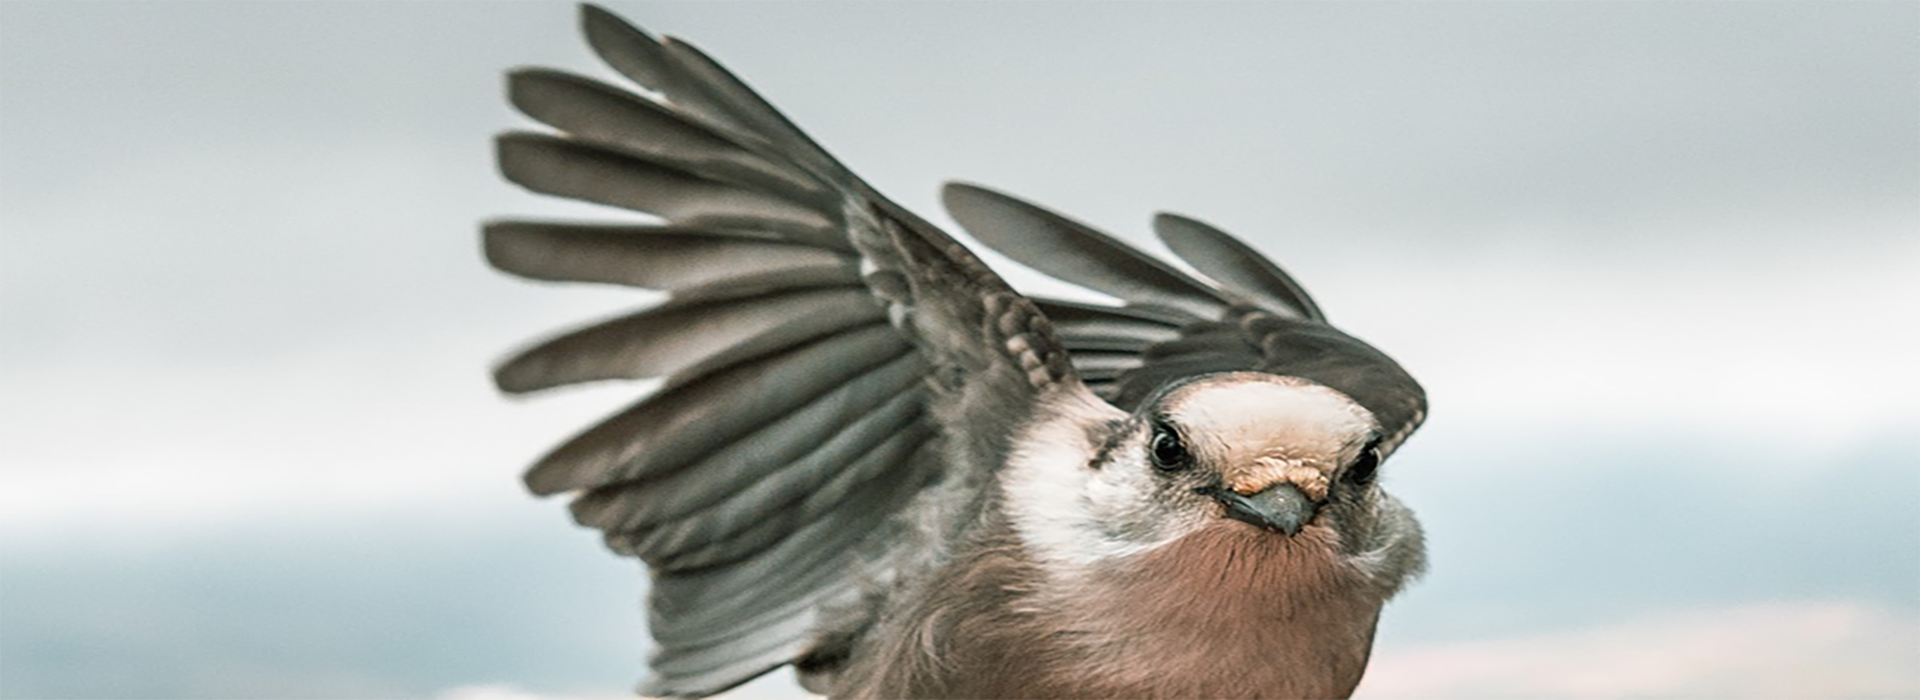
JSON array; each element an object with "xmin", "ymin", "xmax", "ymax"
[
  {"xmin": 1126, "ymin": 372, "xmax": 1382, "ymax": 538},
  {"xmin": 1010, "ymin": 372, "xmax": 1423, "ymax": 587}
]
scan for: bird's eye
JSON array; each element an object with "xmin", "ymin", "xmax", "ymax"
[
  {"xmin": 1150, "ymin": 424, "xmax": 1189, "ymax": 472},
  {"xmin": 1345, "ymin": 441, "xmax": 1382, "ymax": 487}
]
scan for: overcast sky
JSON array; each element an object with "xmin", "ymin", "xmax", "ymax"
[{"xmin": 3, "ymin": 2, "xmax": 1917, "ymax": 699}]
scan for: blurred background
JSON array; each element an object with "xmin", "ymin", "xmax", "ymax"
[{"xmin": 3, "ymin": 2, "xmax": 1916, "ymax": 698}]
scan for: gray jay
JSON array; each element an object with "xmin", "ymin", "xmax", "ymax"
[{"xmin": 488, "ymin": 5, "xmax": 1428, "ymax": 698}]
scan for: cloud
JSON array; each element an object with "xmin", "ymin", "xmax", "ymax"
[
  {"xmin": 1210, "ymin": 205, "xmax": 1920, "ymax": 452},
  {"xmin": 1358, "ymin": 601, "xmax": 1920, "ymax": 698}
]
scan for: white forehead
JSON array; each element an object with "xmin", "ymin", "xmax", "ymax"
[{"xmin": 1165, "ymin": 375, "xmax": 1376, "ymax": 451}]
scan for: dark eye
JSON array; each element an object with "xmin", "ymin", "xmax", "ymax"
[
  {"xmin": 1150, "ymin": 424, "xmax": 1189, "ymax": 472},
  {"xmin": 1345, "ymin": 441, "xmax": 1382, "ymax": 487}
]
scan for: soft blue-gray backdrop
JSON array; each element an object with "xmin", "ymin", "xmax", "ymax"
[{"xmin": 3, "ymin": 2, "xmax": 1916, "ymax": 698}]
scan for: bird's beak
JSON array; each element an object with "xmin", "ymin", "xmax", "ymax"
[{"xmin": 1210, "ymin": 483, "xmax": 1317, "ymax": 535}]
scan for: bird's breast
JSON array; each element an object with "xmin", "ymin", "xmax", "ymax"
[
  {"xmin": 851, "ymin": 523, "xmax": 1383, "ymax": 699},
  {"xmin": 1045, "ymin": 523, "xmax": 1383, "ymax": 699}
]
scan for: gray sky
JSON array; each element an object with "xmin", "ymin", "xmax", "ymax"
[{"xmin": 3, "ymin": 2, "xmax": 1917, "ymax": 698}]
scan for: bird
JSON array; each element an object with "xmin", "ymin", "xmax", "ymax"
[{"xmin": 485, "ymin": 5, "xmax": 1428, "ymax": 699}]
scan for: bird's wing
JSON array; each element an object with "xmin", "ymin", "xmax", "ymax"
[
  {"xmin": 945, "ymin": 185, "xmax": 1427, "ymax": 454},
  {"xmin": 488, "ymin": 6, "xmax": 1085, "ymax": 697}
]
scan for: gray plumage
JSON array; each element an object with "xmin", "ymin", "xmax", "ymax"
[
  {"xmin": 1152, "ymin": 213, "xmax": 1326, "ymax": 321},
  {"xmin": 488, "ymin": 5, "xmax": 1429, "ymax": 699}
]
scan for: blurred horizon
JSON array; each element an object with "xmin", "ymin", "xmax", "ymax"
[{"xmin": 3, "ymin": 2, "xmax": 1916, "ymax": 698}]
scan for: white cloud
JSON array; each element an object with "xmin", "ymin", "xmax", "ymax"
[
  {"xmin": 1358, "ymin": 601, "xmax": 1920, "ymax": 698},
  {"xmin": 1338, "ymin": 208, "xmax": 1920, "ymax": 453}
]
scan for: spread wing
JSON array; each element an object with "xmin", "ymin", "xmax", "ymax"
[
  {"xmin": 944, "ymin": 184, "xmax": 1427, "ymax": 454},
  {"xmin": 488, "ymin": 6, "xmax": 1083, "ymax": 696}
]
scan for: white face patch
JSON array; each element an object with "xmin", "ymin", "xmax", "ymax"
[
  {"xmin": 1001, "ymin": 391, "xmax": 1192, "ymax": 568},
  {"xmin": 1164, "ymin": 374, "xmax": 1378, "ymax": 500}
]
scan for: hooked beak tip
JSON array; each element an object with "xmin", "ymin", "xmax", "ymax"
[{"xmin": 1207, "ymin": 483, "xmax": 1316, "ymax": 535}]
